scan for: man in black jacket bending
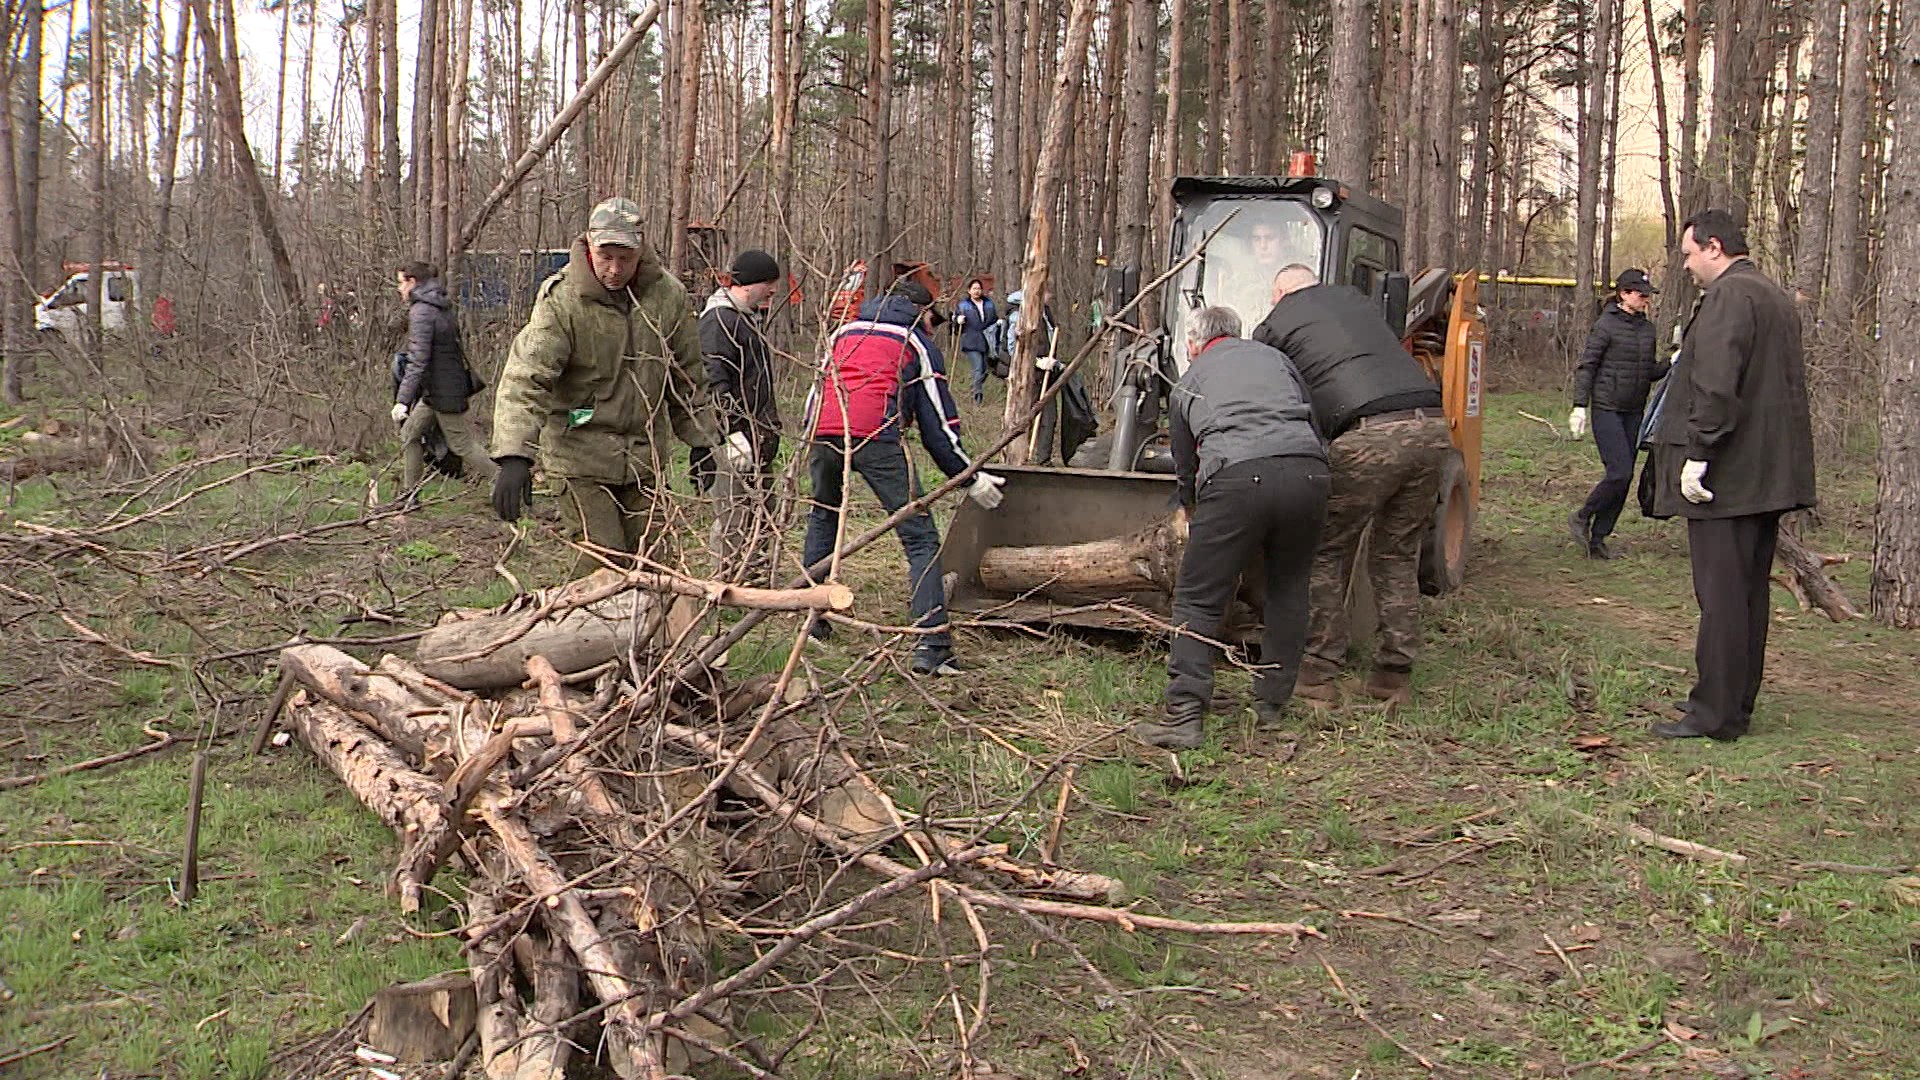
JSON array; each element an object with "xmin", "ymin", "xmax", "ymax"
[
  {"xmin": 1568, "ymin": 268, "xmax": 1666, "ymax": 559},
  {"xmin": 1134, "ymin": 305, "xmax": 1328, "ymax": 750},
  {"xmin": 699, "ymin": 249, "xmax": 784, "ymax": 582},
  {"xmin": 1253, "ymin": 265, "xmax": 1451, "ymax": 708}
]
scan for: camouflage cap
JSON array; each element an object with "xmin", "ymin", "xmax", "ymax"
[{"xmin": 586, "ymin": 197, "xmax": 644, "ymax": 248}]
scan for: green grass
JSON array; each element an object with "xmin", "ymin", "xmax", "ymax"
[{"xmin": 3, "ymin": 391, "xmax": 1917, "ymax": 1078}]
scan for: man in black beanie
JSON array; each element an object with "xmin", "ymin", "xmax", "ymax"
[{"xmin": 699, "ymin": 248, "xmax": 784, "ymax": 582}]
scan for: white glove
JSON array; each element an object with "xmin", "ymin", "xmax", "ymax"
[
  {"xmin": 721, "ymin": 431, "xmax": 754, "ymax": 471},
  {"xmin": 967, "ymin": 471, "xmax": 1006, "ymax": 510},
  {"xmin": 1035, "ymin": 354, "xmax": 1059, "ymax": 372},
  {"xmin": 1680, "ymin": 459, "xmax": 1714, "ymax": 504},
  {"xmin": 1568, "ymin": 406, "xmax": 1588, "ymax": 438},
  {"xmin": 391, "ymin": 402, "xmax": 411, "ymax": 423}
]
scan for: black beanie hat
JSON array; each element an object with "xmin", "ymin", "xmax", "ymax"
[{"xmin": 730, "ymin": 249, "xmax": 780, "ymax": 286}]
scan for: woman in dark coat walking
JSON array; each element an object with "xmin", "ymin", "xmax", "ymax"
[{"xmin": 1567, "ymin": 268, "xmax": 1667, "ymax": 558}]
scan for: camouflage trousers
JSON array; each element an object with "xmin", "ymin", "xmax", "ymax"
[
  {"xmin": 558, "ymin": 477, "xmax": 673, "ymax": 580},
  {"xmin": 1305, "ymin": 415, "xmax": 1452, "ymax": 674}
]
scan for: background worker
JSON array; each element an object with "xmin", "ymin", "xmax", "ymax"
[
  {"xmin": 700, "ymin": 249, "xmax": 784, "ymax": 583},
  {"xmin": 801, "ymin": 280, "xmax": 1005, "ymax": 677},
  {"xmin": 391, "ymin": 261, "xmax": 496, "ymax": 504},
  {"xmin": 953, "ymin": 278, "xmax": 1000, "ymax": 405},
  {"xmin": 1253, "ymin": 264, "xmax": 1450, "ymax": 708},
  {"xmin": 489, "ymin": 197, "xmax": 720, "ymax": 578},
  {"xmin": 1135, "ymin": 306, "xmax": 1329, "ymax": 751},
  {"xmin": 1643, "ymin": 210, "xmax": 1816, "ymax": 742},
  {"xmin": 1568, "ymin": 268, "xmax": 1666, "ymax": 559}
]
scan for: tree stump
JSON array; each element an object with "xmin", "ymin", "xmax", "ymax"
[{"xmin": 368, "ymin": 974, "xmax": 479, "ymax": 1063}]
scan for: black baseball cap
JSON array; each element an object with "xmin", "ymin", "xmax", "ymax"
[{"xmin": 1614, "ymin": 268, "xmax": 1658, "ymax": 294}]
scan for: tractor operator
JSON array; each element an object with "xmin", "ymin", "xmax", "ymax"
[
  {"xmin": 1253, "ymin": 264, "xmax": 1451, "ymax": 709},
  {"xmin": 488, "ymin": 197, "xmax": 724, "ymax": 578},
  {"xmin": 1134, "ymin": 305, "xmax": 1329, "ymax": 750}
]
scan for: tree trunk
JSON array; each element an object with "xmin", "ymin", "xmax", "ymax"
[
  {"xmin": 448, "ymin": 0, "xmax": 472, "ymax": 274},
  {"xmin": 87, "ymin": 0, "xmax": 107, "ymax": 366},
  {"xmin": 1574, "ymin": 0, "xmax": 1607, "ymax": 307},
  {"xmin": 867, "ymin": 0, "xmax": 895, "ymax": 261},
  {"xmin": 431, "ymin": 0, "xmax": 453, "ymax": 270},
  {"xmin": 1873, "ymin": 0, "xmax": 1920, "ymax": 626},
  {"xmin": 1326, "ymin": 0, "xmax": 1375, "ymax": 188},
  {"xmin": 667, "ymin": 0, "xmax": 703, "ymax": 274},
  {"xmin": 411, "ymin": 0, "xmax": 439, "ymax": 257},
  {"xmin": 146, "ymin": 0, "xmax": 193, "ymax": 306},
  {"xmin": 1001, "ymin": 0, "xmax": 1099, "ymax": 465},
  {"xmin": 1154, "ymin": 0, "xmax": 1187, "ymax": 284},
  {"xmin": 996, "ymin": 0, "xmax": 1024, "ymax": 282},
  {"xmin": 1641, "ymin": 0, "xmax": 1677, "ymax": 252},
  {"xmin": 1205, "ymin": 0, "xmax": 1224, "ymax": 174},
  {"xmin": 1227, "ymin": 0, "xmax": 1250, "ymax": 174},
  {"xmin": 571, "ymin": 0, "xmax": 589, "ymax": 219},
  {"xmin": 1403, "ymin": 0, "xmax": 1431, "ymax": 268},
  {"xmin": 1829, "ymin": 0, "xmax": 1873, "ymax": 321},
  {"xmin": 978, "ymin": 513, "xmax": 1188, "ymax": 597},
  {"xmin": 1463, "ymin": 0, "xmax": 1495, "ymax": 261},
  {"xmin": 189, "ymin": 0, "xmax": 308, "ymax": 325},
  {"xmin": 1599, "ymin": 0, "xmax": 1623, "ymax": 277},
  {"xmin": 1425, "ymin": 0, "xmax": 1458, "ymax": 268},
  {"xmin": 381, "ymin": 0, "xmax": 402, "ymax": 219},
  {"xmin": 1794, "ymin": 0, "xmax": 1844, "ymax": 303},
  {"xmin": 273, "ymin": 0, "xmax": 290, "ymax": 184},
  {"xmin": 1116, "ymin": 0, "xmax": 1154, "ymax": 276},
  {"xmin": 362, "ymin": 0, "xmax": 383, "ymax": 225}
]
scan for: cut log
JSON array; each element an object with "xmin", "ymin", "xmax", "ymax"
[
  {"xmin": 281, "ymin": 644, "xmax": 456, "ymax": 773},
  {"xmin": 504, "ymin": 928, "xmax": 578, "ymax": 1080},
  {"xmin": 416, "ymin": 586, "xmax": 663, "ymax": 691},
  {"xmin": 1774, "ymin": 528, "xmax": 1859, "ymax": 622},
  {"xmin": 367, "ymin": 974, "xmax": 478, "ymax": 1063},
  {"xmin": 977, "ymin": 511, "xmax": 1188, "ymax": 598},
  {"xmin": 285, "ymin": 693, "xmax": 452, "ymax": 912}
]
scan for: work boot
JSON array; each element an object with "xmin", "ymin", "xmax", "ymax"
[
  {"xmin": 1567, "ymin": 509, "xmax": 1592, "ymax": 547},
  {"xmin": 1587, "ymin": 539, "xmax": 1616, "ymax": 560},
  {"xmin": 911, "ymin": 652, "xmax": 968, "ymax": 677},
  {"xmin": 1252, "ymin": 699, "xmax": 1289, "ymax": 730},
  {"xmin": 1134, "ymin": 701, "xmax": 1206, "ymax": 750},
  {"xmin": 1292, "ymin": 656, "xmax": 1341, "ymax": 709},
  {"xmin": 1363, "ymin": 668, "xmax": 1413, "ymax": 707}
]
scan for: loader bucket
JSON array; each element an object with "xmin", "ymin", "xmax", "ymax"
[{"xmin": 943, "ymin": 463, "xmax": 1180, "ymax": 631}]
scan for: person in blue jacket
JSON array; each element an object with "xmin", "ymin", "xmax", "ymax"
[{"xmin": 952, "ymin": 278, "xmax": 1000, "ymax": 405}]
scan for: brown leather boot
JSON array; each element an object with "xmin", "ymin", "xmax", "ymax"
[
  {"xmin": 1363, "ymin": 668, "xmax": 1413, "ymax": 707},
  {"xmin": 1292, "ymin": 657, "xmax": 1341, "ymax": 708}
]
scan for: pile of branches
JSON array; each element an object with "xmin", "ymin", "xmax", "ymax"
[{"xmin": 271, "ymin": 566, "xmax": 1316, "ymax": 1078}]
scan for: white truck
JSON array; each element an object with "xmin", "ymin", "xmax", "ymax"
[{"xmin": 35, "ymin": 263, "xmax": 141, "ymax": 343}]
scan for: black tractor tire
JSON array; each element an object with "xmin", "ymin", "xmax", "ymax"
[{"xmin": 1418, "ymin": 449, "xmax": 1471, "ymax": 595}]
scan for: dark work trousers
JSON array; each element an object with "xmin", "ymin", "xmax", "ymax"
[
  {"xmin": 1579, "ymin": 407, "xmax": 1643, "ymax": 541},
  {"xmin": 1684, "ymin": 511, "xmax": 1783, "ymax": 736},
  {"xmin": 1167, "ymin": 455, "xmax": 1331, "ymax": 714},
  {"xmin": 1031, "ymin": 367, "xmax": 1061, "ymax": 465},
  {"xmin": 801, "ymin": 438, "xmax": 951, "ymax": 662}
]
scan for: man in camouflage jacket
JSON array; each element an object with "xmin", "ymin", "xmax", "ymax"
[{"xmin": 490, "ymin": 198, "xmax": 720, "ymax": 577}]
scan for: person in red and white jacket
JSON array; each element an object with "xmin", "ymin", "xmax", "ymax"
[{"xmin": 801, "ymin": 281, "xmax": 1005, "ymax": 676}]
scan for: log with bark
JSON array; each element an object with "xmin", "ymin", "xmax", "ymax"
[
  {"xmin": 1774, "ymin": 527, "xmax": 1859, "ymax": 622},
  {"xmin": 977, "ymin": 510, "xmax": 1188, "ymax": 599}
]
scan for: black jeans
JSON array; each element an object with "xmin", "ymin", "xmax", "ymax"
[
  {"xmin": 1167, "ymin": 456, "xmax": 1330, "ymax": 713},
  {"xmin": 1580, "ymin": 407, "xmax": 1642, "ymax": 541},
  {"xmin": 801, "ymin": 438, "xmax": 951, "ymax": 660},
  {"xmin": 1685, "ymin": 512, "xmax": 1783, "ymax": 736}
]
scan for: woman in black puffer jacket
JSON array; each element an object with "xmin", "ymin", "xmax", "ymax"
[{"xmin": 1567, "ymin": 268, "xmax": 1668, "ymax": 558}]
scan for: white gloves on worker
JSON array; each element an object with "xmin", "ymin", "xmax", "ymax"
[
  {"xmin": 720, "ymin": 431, "xmax": 754, "ymax": 472},
  {"xmin": 1035, "ymin": 354, "xmax": 1060, "ymax": 372},
  {"xmin": 1568, "ymin": 406, "xmax": 1588, "ymax": 438},
  {"xmin": 967, "ymin": 472, "xmax": 1007, "ymax": 510},
  {"xmin": 391, "ymin": 402, "xmax": 411, "ymax": 423},
  {"xmin": 1680, "ymin": 459, "xmax": 1714, "ymax": 504}
]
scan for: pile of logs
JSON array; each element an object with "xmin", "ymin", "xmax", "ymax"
[{"xmin": 271, "ymin": 568, "xmax": 1255, "ymax": 1079}]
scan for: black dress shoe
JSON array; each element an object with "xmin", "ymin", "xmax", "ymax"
[{"xmin": 1650, "ymin": 718, "xmax": 1741, "ymax": 742}]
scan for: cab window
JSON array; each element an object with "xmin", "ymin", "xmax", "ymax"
[
  {"xmin": 107, "ymin": 275, "xmax": 129, "ymax": 303},
  {"xmin": 1346, "ymin": 228, "xmax": 1398, "ymax": 298}
]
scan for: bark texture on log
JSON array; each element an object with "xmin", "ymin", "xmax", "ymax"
[
  {"xmin": 368, "ymin": 974, "xmax": 478, "ymax": 1063},
  {"xmin": 1776, "ymin": 528, "xmax": 1860, "ymax": 621},
  {"xmin": 281, "ymin": 644, "xmax": 456, "ymax": 772},
  {"xmin": 977, "ymin": 511, "xmax": 1188, "ymax": 598},
  {"xmin": 417, "ymin": 588, "xmax": 660, "ymax": 690},
  {"xmin": 286, "ymin": 693, "xmax": 451, "ymax": 912}
]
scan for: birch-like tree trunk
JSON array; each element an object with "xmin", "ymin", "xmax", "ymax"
[
  {"xmin": 1793, "ymin": 0, "xmax": 1844, "ymax": 303},
  {"xmin": 667, "ymin": 0, "xmax": 703, "ymax": 273},
  {"xmin": 866, "ymin": 0, "xmax": 895, "ymax": 261}
]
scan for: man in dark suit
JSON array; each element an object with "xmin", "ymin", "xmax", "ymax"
[{"xmin": 1643, "ymin": 209, "xmax": 1817, "ymax": 741}]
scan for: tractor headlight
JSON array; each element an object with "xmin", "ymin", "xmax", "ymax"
[{"xmin": 1310, "ymin": 186, "xmax": 1337, "ymax": 209}]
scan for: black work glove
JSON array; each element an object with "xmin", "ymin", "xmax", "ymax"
[{"xmin": 491, "ymin": 456, "xmax": 534, "ymax": 522}]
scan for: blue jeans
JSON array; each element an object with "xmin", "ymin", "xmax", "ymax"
[
  {"xmin": 801, "ymin": 438, "xmax": 952, "ymax": 660},
  {"xmin": 964, "ymin": 350, "xmax": 989, "ymax": 399},
  {"xmin": 1580, "ymin": 407, "xmax": 1642, "ymax": 541}
]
